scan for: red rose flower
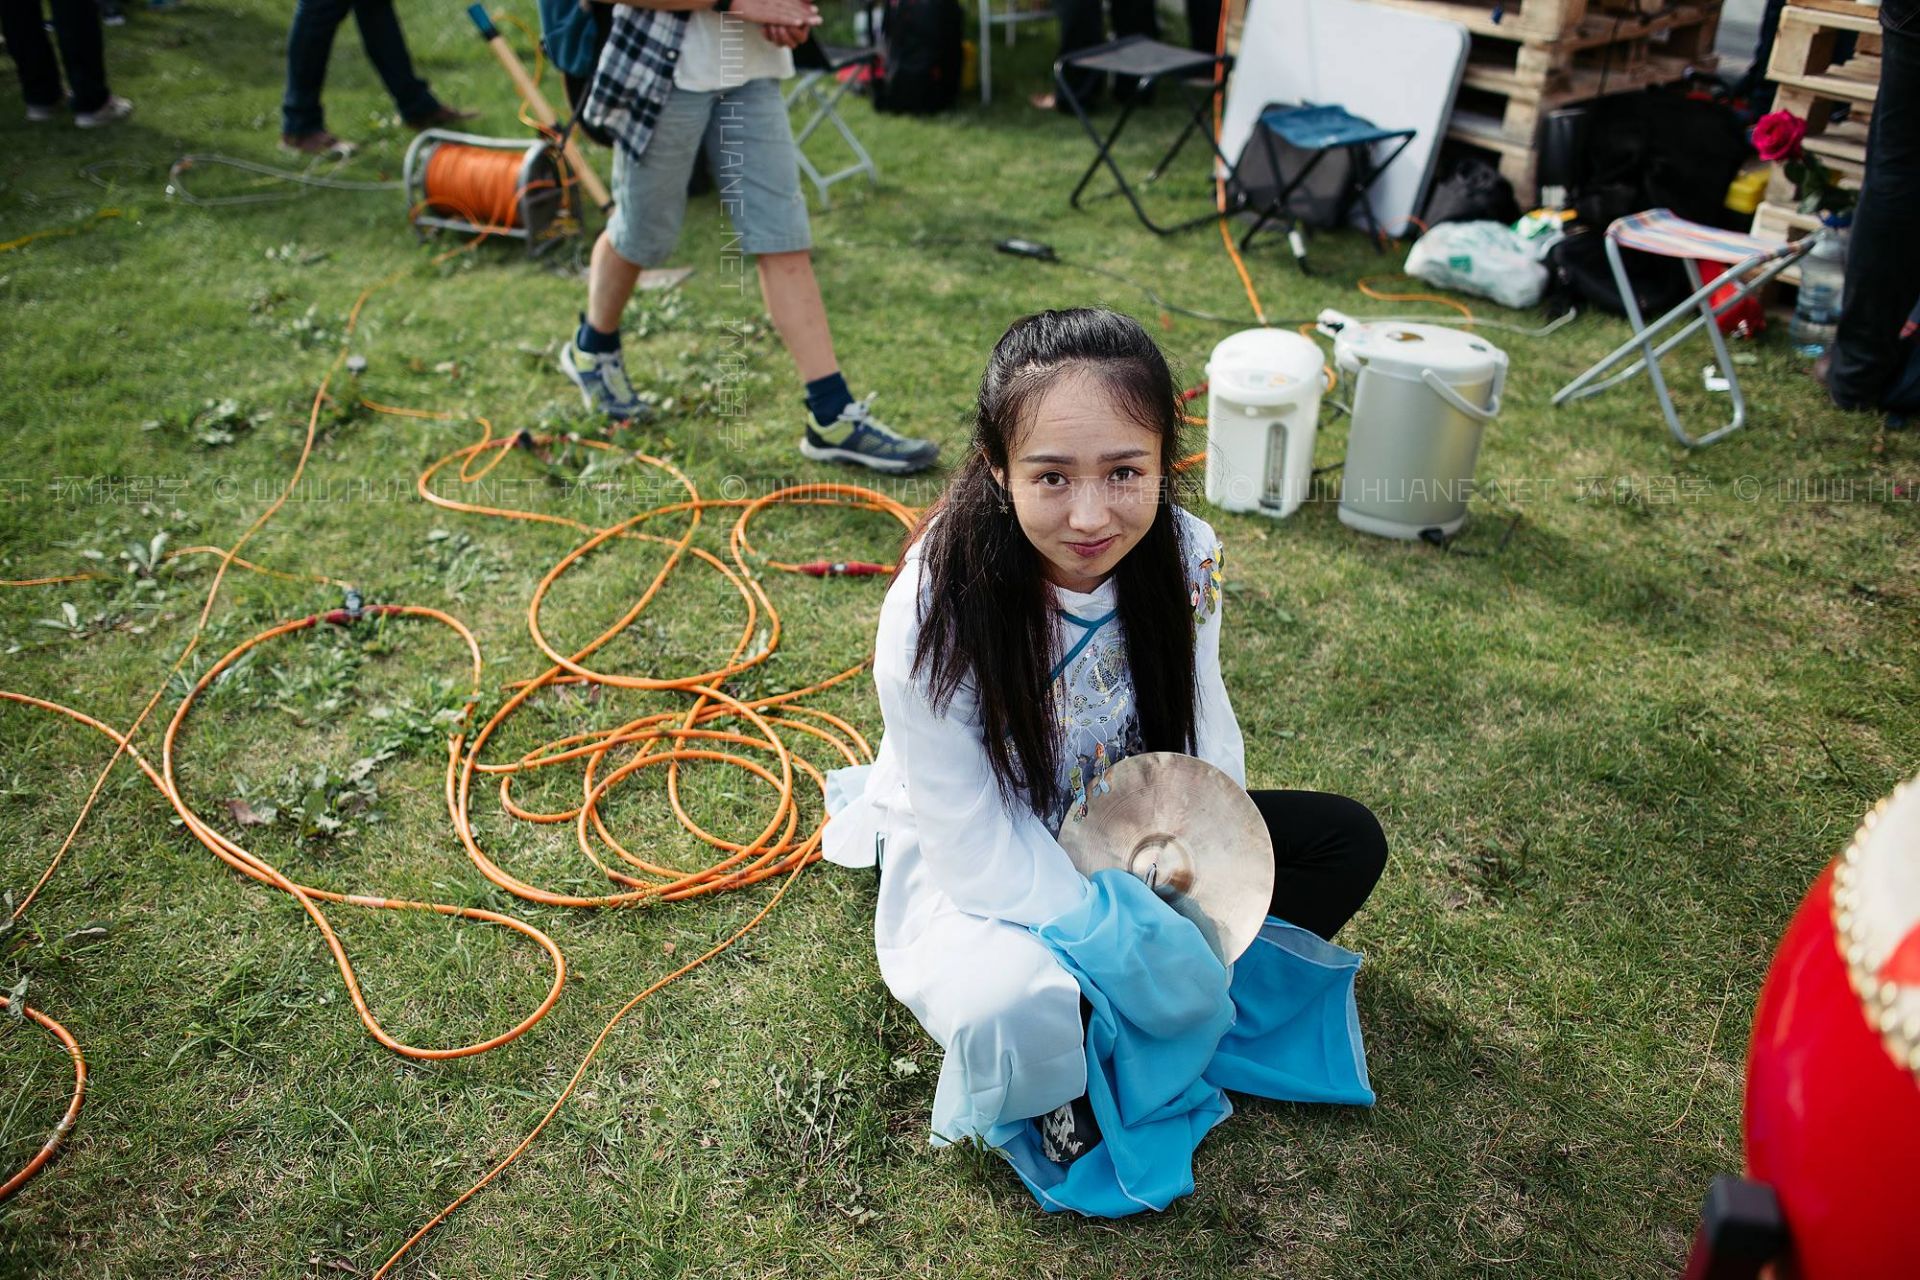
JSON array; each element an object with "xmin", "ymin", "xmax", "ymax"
[{"xmin": 1752, "ymin": 110, "xmax": 1807, "ymax": 163}]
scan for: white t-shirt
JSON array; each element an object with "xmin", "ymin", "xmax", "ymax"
[{"xmin": 674, "ymin": 11, "xmax": 795, "ymax": 91}]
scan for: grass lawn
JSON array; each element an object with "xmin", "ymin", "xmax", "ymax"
[{"xmin": 2, "ymin": 4, "xmax": 1916, "ymax": 1276}]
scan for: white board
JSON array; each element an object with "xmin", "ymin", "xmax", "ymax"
[{"xmin": 1220, "ymin": 0, "xmax": 1469, "ymax": 234}]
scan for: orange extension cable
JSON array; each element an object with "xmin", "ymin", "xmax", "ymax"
[
  {"xmin": 0, "ymin": 992, "xmax": 83, "ymax": 1201},
  {"xmin": 0, "ymin": 151, "xmax": 919, "ymax": 1276}
]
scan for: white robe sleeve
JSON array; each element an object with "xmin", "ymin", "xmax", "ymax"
[
  {"xmin": 1188, "ymin": 518, "xmax": 1247, "ymax": 788},
  {"xmin": 872, "ymin": 562, "xmax": 1091, "ymax": 927}
]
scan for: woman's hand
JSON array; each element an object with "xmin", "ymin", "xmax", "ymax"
[
  {"xmin": 730, "ymin": 0, "xmax": 821, "ymax": 28},
  {"xmin": 760, "ymin": 21, "xmax": 812, "ymax": 46}
]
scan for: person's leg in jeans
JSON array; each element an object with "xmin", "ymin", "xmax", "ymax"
[
  {"xmin": 1, "ymin": 0, "xmax": 67, "ymax": 111},
  {"xmin": 1108, "ymin": 0, "xmax": 1158, "ymax": 44},
  {"xmin": 348, "ymin": 0, "xmax": 441, "ymax": 124},
  {"xmin": 1247, "ymin": 790, "xmax": 1388, "ymax": 941},
  {"xmin": 1184, "ymin": 0, "xmax": 1220, "ymax": 55},
  {"xmin": 46, "ymin": 0, "xmax": 109, "ymax": 112},
  {"xmin": 283, "ymin": 0, "xmax": 355, "ymax": 136},
  {"xmin": 3, "ymin": 0, "xmax": 112, "ymax": 114},
  {"xmin": 1106, "ymin": 0, "xmax": 1160, "ymax": 102},
  {"xmin": 1051, "ymin": 0, "xmax": 1109, "ymax": 108},
  {"xmin": 1830, "ymin": 8, "xmax": 1920, "ymax": 411},
  {"xmin": 1734, "ymin": 0, "xmax": 1789, "ymax": 112}
]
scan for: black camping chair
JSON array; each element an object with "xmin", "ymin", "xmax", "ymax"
[{"xmin": 1053, "ymin": 35, "xmax": 1234, "ymax": 235}]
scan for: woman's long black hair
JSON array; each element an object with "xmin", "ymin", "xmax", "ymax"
[{"xmin": 909, "ymin": 307, "xmax": 1198, "ymax": 821}]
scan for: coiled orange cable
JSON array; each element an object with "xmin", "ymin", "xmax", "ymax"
[
  {"xmin": 424, "ymin": 142, "xmax": 537, "ymax": 230},
  {"xmin": 0, "ymin": 167, "xmax": 913, "ymax": 1273}
]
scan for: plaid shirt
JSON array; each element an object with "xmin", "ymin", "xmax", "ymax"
[{"xmin": 581, "ymin": 6, "xmax": 691, "ymax": 161}]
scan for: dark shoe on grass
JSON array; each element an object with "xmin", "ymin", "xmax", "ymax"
[
  {"xmin": 74, "ymin": 96, "xmax": 133, "ymax": 128},
  {"xmin": 405, "ymin": 105, "xmax": 480, "ymax": 131},
  {"xmin": 280, "ymin": 130, "xmax": 355, "ymax": 157}
]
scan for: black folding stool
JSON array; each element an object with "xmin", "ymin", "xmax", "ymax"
[
  {"xmin": 1053, "ymin": 35, "xmax": 1234, "ymax": 235},
  {"xmin": 1235, "ymin": 102, "xmax": 1415, "ymax": 272}
]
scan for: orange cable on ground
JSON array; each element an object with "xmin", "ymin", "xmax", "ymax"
[
  {"xmin": 0, "ymin": 183, "xmax": 918, "ymax": 1277},
  {"xmin": 0, "ymin": 209, "xmax": 122, "ymax": 256},
  {"xmin": 1358, "ymin": 274, "xmax": 1475, "ymax": 325},
  {"xmin": 3, "ymin": 543, "xmax": 353, "ymax": 590},
  {"xmin": 0, "ymin": 993, "xmax": 84, "ymax": 1201},
  {"xmin": 1211, "ymin": 3, "xmax": 1266, "ymax": 327}
]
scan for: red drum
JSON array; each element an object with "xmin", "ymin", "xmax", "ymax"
[{"xmin": 1745, "ymin": 777, "xmax": 1920, "ymax": 1279}]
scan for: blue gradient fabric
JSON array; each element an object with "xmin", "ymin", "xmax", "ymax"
[{"xmin": 992, "ymin": 869, "xmax": 1374, "ymax": 1216}]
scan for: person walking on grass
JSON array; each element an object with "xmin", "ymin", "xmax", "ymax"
[
  {"xmin": 3, "ymin": 0, "xmax": 133, "ymax": 127},
  {"xmin": 281, "ymin": 0, "xmax": 477, "ymax": 155},
  {"xmin": 559, "ymin": 0, "xmax": 940, "ymax": 474}
]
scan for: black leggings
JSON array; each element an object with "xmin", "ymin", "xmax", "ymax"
[{"xmin": 1249, "ymin": 790, "xmax": 1387, "ymax": 942}]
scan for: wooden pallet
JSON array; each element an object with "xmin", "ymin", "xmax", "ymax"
[
  {"xmin": 1777, "ymin": 84, "xmax": 1875, "ymax": 163},
  {"xmin": 1357, "ymin": 0, "xmax": 1593, "ymax": 41},
  {"xmin": 1356, "ymin": 0, "xmax": 1722, "ymax": 202},
  {"xmin": 1766, "ymin": 4, "xmax": 1884, "ymax": 101},
  {"xmin": 1229, "ymin": 0, "xmax": 1722, "ymax": 202},
  {"xmin": 1359, "ymin": 0, "xmax": 1720, "ymax": 47},
  {"xmin": 1452, "ymin": 51, "xmax": 1701, "ymax": 148},
  {"xmin": 1462, "ymin": 7, "xmax": 1720, "ymax": 89},
  {"xmin": 1442, "ymin": 118, "xmax": 1542, "ymax": 199},
  {"xmin": 1781, "ymin": 0, "xmax": 1878, "ymax": 16},
  {"xmin": 1444, "ymin": 33, "xmax": 1705, "ymax": 202},
  {"xmin": 1762, "ymin": 4, "xmax": 1880, "ymax": 207}
]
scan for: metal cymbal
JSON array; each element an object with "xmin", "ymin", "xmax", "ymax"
[{"xmin": 1057, "ymin": 752, "xmax": 1274, "ymax": 964}]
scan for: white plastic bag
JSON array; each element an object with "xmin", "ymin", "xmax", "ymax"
[{"xmin": 1404, "ymin": 221, "xmax": 1549, "ymax": 309}]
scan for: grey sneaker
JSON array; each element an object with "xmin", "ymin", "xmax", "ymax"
[
  {"xmin": 74, "ymin": 94, "xmax": 133, "ymax": 128},
  {"xmin": 558, "ymin": 332, "xmax": 648, "ymax": 421},
  {"xmin": 25, "ymin": 102, "xmax": 59, "ymax": 123},
  {"xmin": 800, "ymin": 394, "xmax": 939, "ymax": 474},
  {"xmin": 74, "ymin": 95, "xmax": 133, "ymax": 129}
]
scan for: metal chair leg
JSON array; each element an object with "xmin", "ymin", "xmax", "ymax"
[
  {"xmin": 1605, "ymin": 240, "xmax": 1740, "ymax": 449},
  {"xmin": 786, "ymin": 69, "xmax": 880, "ymax": 210},
  {"xmin": 1683, "ymin": 258, "xmax": 1751, "ymax": 447},
  {"xmin": 1552, "ymin": 239, "xmax": 1812, "ymax": 448},
  {"xmin": 1238, "ymin": 126, "xmax": 1332, "ymax": 253}
]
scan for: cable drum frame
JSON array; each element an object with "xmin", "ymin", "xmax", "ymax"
[{"xmin": 403, "ymin": 128, "xmax": 579, "ymax": 255}]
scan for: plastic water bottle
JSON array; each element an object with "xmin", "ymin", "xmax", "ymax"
[{"xmin": 1791, "ymin": 222, "xmax": 1848, "ymax": 358}]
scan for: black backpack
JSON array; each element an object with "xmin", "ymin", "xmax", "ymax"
[
  {"xmin": 1546, "ymin": 228, "xmax": 1690, "ymax": 318},
  {"xmin": 1541, "ymin": 87, "xmax": 1749, "ymax": 316},
  {"xmin": 873, "ymin": 0, "xmax": 963, "ymax": 115},
  {"xmin": 1421, "ymin": 157, "xmax": 1520, "ymax": 227}
]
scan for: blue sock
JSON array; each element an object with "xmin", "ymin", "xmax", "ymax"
[
  {"xmin": 805, "ymin": 371, "xmax": 853, "ymax": 427},
  {"xmin": 576, "ymin": 316, "xmax": 620, "ymax": 355}
]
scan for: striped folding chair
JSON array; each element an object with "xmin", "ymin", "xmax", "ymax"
[{"xmin": 1553, "ymin": 209, "xmax": 1818, "ymax": 448}]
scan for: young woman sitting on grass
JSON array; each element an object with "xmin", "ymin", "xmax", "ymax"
[{"xmin": 823, "ymin": 307, "xmax": 1387, "ymax": 1202}]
